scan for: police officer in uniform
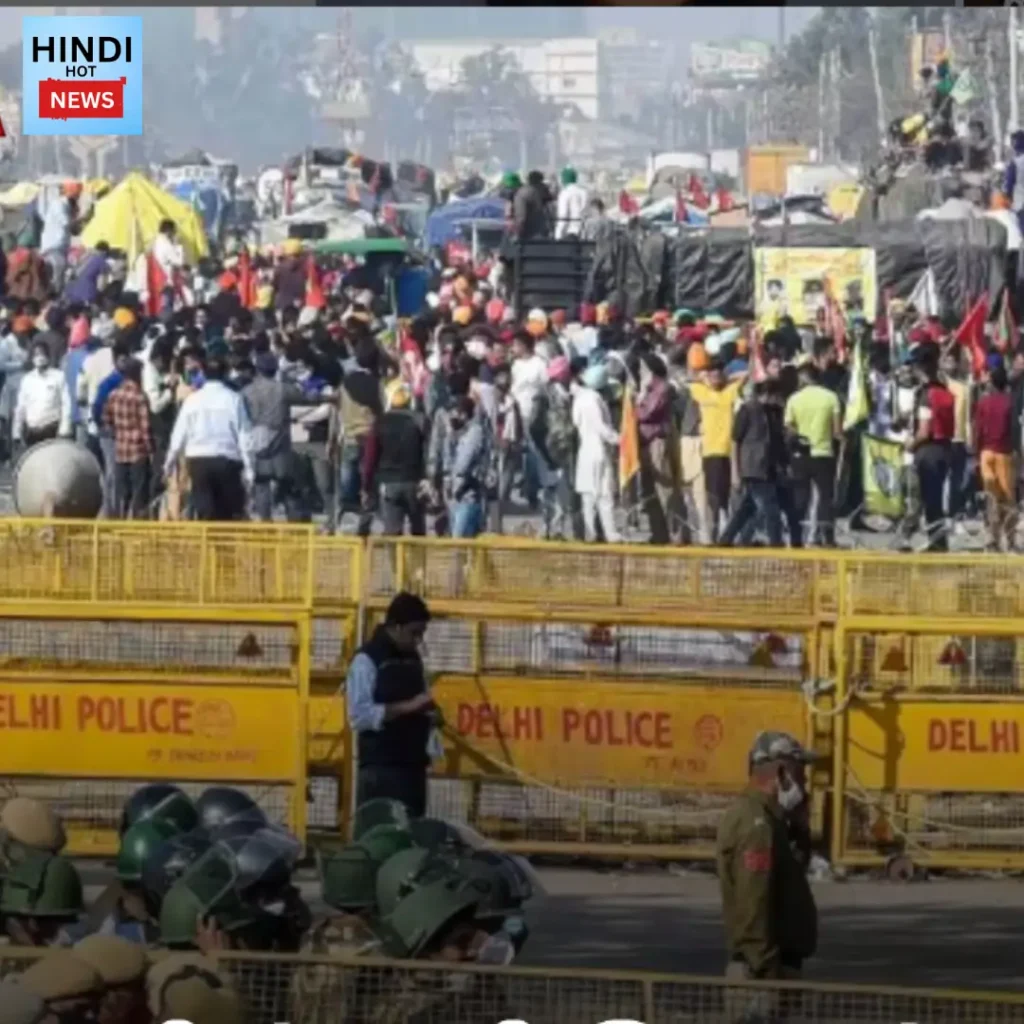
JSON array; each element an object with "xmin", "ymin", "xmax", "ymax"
[
  {"xmin": 0, "ymin": 797, "xmax": 66, "ymax": 872},
  {"xmin": 0, "ymin": 851, "xmax": 85, "ymax": 946},
  {"xmin": 73, "ymin": 934, "xmax": 150, "ymax": 1024},
  {"xmin": 716, "ymin": 731, "xmax": 818, "ymax": 1022},
  {"xmin": 346, "ymin": 593, "xmax": 440, "ymax": 818},
  {"xmin": 147, "ymin": 953, "xmax": 244, "ymax": 1024},
  {"xmin": 16, "ymin": 948, "xmax": 104, "ymax": 1021}
]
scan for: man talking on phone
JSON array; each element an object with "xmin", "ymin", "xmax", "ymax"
[
  {"xmin": 345, "ymin": 591, "xmax": 439, "ymax": 818},
  {"xmin": 716, "ymin": 730, "xmax": 818, "ymax": 1008}
]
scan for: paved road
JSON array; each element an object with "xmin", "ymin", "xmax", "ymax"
[{"xmin": 76, "ymin": 863, "xmax": 1024, "ymax": 992}]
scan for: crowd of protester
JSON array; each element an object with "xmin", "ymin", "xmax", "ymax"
[{"xmin": 0, "ymin": 179, "xmax": 1020, "ymax": 552}]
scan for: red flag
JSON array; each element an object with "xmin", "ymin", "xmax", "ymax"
[
  {"xmin": 954, "ymin": 294, "xmax": 989, "ymax": 378},
  {"xmin": 688, "ymin": 173, "xmax": 710, "ymax": 211},
  {"xmin": 674, "ymin": 189, "xmax": 688, "ymax": 224},
  {"xmin": 237, "ymin": 249, "xmax": 257, "ymax": 310},
  {"xmin": 714, "ymin": 187, "xmax": 734, "ymax": 213},
  {"xmin": 618, "ymin": 190, "xmax": 639, "ymax": 216},
  {"xmin": 304, "ymin": 253, "xmax": 326, "ymax": 310}
]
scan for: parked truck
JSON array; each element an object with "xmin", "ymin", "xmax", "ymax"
[{"xmin": 744, "ymin": 144, "xmax": 811, "ymax": 197}]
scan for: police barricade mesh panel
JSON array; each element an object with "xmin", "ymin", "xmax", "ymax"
[
  {"xmin": 0, "ymin": 781, "xmax": 293, "ymax": 833},
  {"xmin": 0, "ymin": 617, "xmax": 298, "ymax": 681},
  {"xmin": 214, "ymin": 955, "xmax": 1024, "ymax": 1024},
  {"xmin": 427, "ymin": 777, "xmax": 731, "ymax": 851},
  {"xmin": 0, "ymin": 521, "xmax": 334, "ymax": 606},
  {"xmin": 840, "ymin": 628, "xmax": 1024, "ymax": 868},
  {"xmin": 383, "ymin": 610, "xmax": 815, "ymax": 854},
  {"xmin": 365, "ymin": 538, "xmax": 830, "ymax": 620},
  {"xmin": 841, "ymin": 556, "xmax": 1024, "ymax": 619}
]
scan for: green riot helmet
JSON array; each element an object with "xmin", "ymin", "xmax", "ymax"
[
  {"xmin": 215, "ymin": 825, "xmax": 302, "ymax": 902},
  {"xmin": 195, "ymin": 787, "xmax": 267, "ymax": 832},
  {"xmin": 119, "ymin": 784, "xmax": 198, "ymax": 837},
  {"xmin": 375, "ymin": 868, "xmax": 481, "ymax": 959},
  {"xmin": 319, "ymin": 825, "xmax": 413, "ymax": 913},
  {"xmin": 352, "ymin": 799, "xmax": 410, "ymax": 841},
  {"xmin": 407, "ymin": 818, "xmax": 469, "ymax": 855},
  {"xmin": 0, "ymin": 852, "xmax": 84, "ymax": 918},
  {"xmin": 115, "ymin": 818, "xmax": 182, "ymax": 884},
  {"xmin": 374, "ymin": 846, "xmax": 431, "ymax": 919},
  {"xmin": 140, "ymin": 829, "xmax": 214, "ymax": 918},
  {"xmin": 459, "ymin": 850, "xmax": 534, "ymax": 915},
  {"xmin": 158, "ymin": 846, "xmax": 254, "ymax": 948}
]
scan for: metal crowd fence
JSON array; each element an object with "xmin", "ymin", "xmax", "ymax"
[
  {"xmin": 1, "ymin": 521, "xmax": 1024, "ymax": 871},
  {"xmin": 3, "ymin": 948, "xmax": 1024, "ymax": 1024}
]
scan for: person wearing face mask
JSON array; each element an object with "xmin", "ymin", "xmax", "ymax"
[
  {"xmin": 13, "ymin": 341, "xmax": 72, "ymax": 449},
  {"xmin": 716, "ymin": 731, "xmax": 818, "ymax": 995}
]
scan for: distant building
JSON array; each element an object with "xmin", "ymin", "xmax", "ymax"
[
  {"xmin": 408, "ymin": 37, "xmax": 600, "ymax": 120},
  {"xmin": 407, "ymin": 31, "xmax": 671, "ymax": 126}
]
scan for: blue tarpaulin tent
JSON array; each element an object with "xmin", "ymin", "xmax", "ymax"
[{"xmin": 424, "ymin": 197, "xmax": 506, "ymax": 248}]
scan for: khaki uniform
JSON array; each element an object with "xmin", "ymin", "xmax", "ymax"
[
  {"xmin": 716, "ymin": 788, "xmax": 817, "ymax": 978},
  {"xmin": 366, "ymin": 972, "xmax": 512, "ymax": 1024},
  {"xmin": 717, "ymin": 788, "xmax": 817, "ymax": 1023},
  {"xmin": 290, "ymin": 914, "xmax": 380, "ymax": 1024}
]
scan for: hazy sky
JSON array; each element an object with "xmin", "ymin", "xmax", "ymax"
[{"xmin": 0, "ymin": 6, "xmax": 819, "ymax": 51}]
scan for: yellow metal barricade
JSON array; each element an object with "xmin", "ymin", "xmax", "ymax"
[
  {"xmin": 354, "ymin": 537, "xmax": 833, "ymax": 858},
  {"xmin": 834, "ymin": 553, "xmax": 1024, "ymax": 872},
  {"xmin": 0, "ymin": 601, "xmax": 312, "ymax": 855},
  {"xmin": 2, "ymin": 947, "xmax": 1023, "ymax": 1023},
  {"xmin": 10, "ymin": 523, "xmax": 1024, "ymax": 869},
  {"xmin": 216, "ymin": 952, "xmax": 1024, "ymax": 1024}
]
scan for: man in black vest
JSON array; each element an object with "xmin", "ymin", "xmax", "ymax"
[{"xmin": 346, "ymin": 592, "xmax": 436, "ymax": 817}]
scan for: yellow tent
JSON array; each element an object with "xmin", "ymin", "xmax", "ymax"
[
  {"xmin": 0, "ymin": 181, "xmax": 40, "ymax": 208},
  {"xmin": 80, "ymin": 172, "xmax": 209, "ymax": 265}
]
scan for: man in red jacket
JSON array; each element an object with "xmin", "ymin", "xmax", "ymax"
[{"xmin": 909, "ymin": 345, "xmax": 955, "ymax": 551}]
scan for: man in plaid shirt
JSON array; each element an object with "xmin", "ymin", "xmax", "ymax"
[{"xmin": 102, "ymin": 358, "xmax": 152, "ymax": 518}]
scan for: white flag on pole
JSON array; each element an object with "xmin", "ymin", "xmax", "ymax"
[{"xmin": 908, "ymin": 268, "xmax": 940, "ymax": 317}]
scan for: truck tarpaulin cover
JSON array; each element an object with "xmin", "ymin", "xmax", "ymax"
[
  {"xmin": 671, "ymin": 229, "xmax": 754, "ymax": 319},
  {"xmin": 425, "ymin": 197, "xmax": 506, "ymax": 248}
]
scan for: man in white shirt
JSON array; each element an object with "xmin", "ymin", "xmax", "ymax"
[
  {"xmin": 14, "ymin": 341, "xmax": 72, "ymax": 447},
  {"xmin": 510, "ymin": 331, "xmax": 550, "ymax": 509},
  {"xmin": 150, "ymin": 219, "xmax": 185, "ymax": 315},
  {"xmin": 164, "ymin": 355, "xmax": 254, "ymax": 521},
  {"xmin": 555, "ymin": 167, "xmax": 588, "ymax": 240}
]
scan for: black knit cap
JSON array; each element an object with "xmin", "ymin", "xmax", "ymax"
[{"xmin": 385, "ymin": 592, "xmax": 431, "ymax": 628}]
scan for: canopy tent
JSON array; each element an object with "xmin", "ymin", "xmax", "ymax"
[
  {"xmin": 0, "ymin": 181, "xmax": 39, "ymax": 208},
  {"xmin": 425, "ymin": 197, "xmax": 506, "ymax": 249},
  {"xmin": 79, "ymin": 172, "xmax": 209, "ymax": 265}
]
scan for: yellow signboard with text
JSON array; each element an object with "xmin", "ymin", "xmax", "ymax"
[
  {"xmin": 0, "ymin": 682, "xmax": 300, "ymax": 782},
  {"xmin": 847, "ymin": 698, "xmax": 1024, "ymax": 793},
  {"xmin": 431, "ymin": 675, "xmax": 806, "ymax": 791},
  {"xmin": 755, "ymin": 246, "xmax": 877, "ymax": 328}
]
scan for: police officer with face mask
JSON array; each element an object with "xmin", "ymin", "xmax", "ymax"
[{"xmin": 715, "ymin": 731, "xmax": 818, "ymax": 1004}]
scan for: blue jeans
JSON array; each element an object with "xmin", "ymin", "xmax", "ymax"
[
  {"xmin": 337, "ymin": 438, "xmax": 372, "ymax": 536},
  {"xmin": 720, "ymin": 479, "xmax": 783, "ymax": 547},
  {"xmin": 451, "ymin": 498, "xmax": 484, "ymax": 538}
]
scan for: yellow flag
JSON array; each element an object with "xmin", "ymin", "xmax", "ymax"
[{"xmin": 619, "ymin": 385, "xmax": 640, "ymax": 492}]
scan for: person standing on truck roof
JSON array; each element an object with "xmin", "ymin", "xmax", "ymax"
[{"xmin": 345, "ymin": 592, "xmax": 441, "ymax": 819}]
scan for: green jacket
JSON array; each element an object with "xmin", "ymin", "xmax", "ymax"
[{"xmin": 715, "ymin": 787, "xmax": 817, "ymax": 977}]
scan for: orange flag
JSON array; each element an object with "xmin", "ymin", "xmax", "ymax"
[
  {"xmin": 304, "ymin": 253, "xmax": 326, "ymax": 310},
  {"xmin": 237, "ymin": 249, "xmax": 258, "ymax": 310},
  {"xmin": 618, "ymin": 384, "xmax": 640, "ymax": 495},
  {"xmin": 144, "ymin": 253, "xmax": 166, "ymax": 318}
]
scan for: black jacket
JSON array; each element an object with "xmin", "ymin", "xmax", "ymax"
[
  {"xmin": 356, "ymin": 625, "xmax": 431, "ymax": 769},
  {"xmin": 733, "ymin": 399, "xmax": 784, "ymax": 482},
  {"xmin": 376, "ymin": 409, "xmax": 426, "ymax": 485}
]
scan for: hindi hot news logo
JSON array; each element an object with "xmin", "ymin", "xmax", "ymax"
[{"xmin": 21, "ymin": 15, "xmax": 142, "ymax": 136}]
